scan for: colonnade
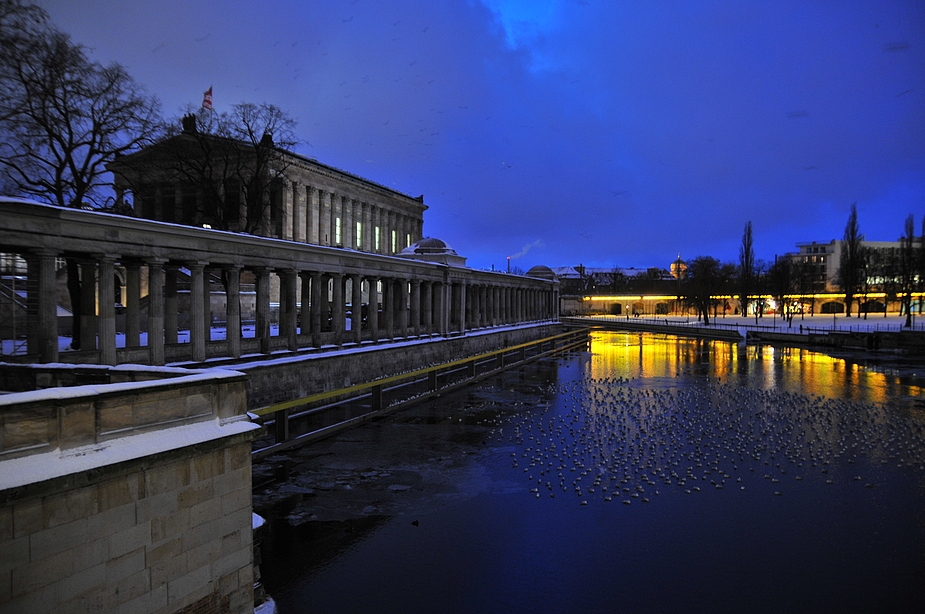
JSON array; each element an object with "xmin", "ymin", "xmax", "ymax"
[
  {"xmin": 2, "ymin": 200, "xmax": 558, "ymax": 366},
  {"xmin": 278, "ymin": 183, "xmax": 424, "ymax": 254}
]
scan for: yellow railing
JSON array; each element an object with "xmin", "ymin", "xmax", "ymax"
[
  {"xmin": 252, "ymin": 327, "xmax": 588, "ymax": 417},
  {"xmin": 251, "ymin": 327, "xmax": 591, "ymax": 458}
]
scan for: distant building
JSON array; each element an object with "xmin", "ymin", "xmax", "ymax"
[
  {"xmin": 784, "ymin": 238, "xmax": 902, "ymax": 293},
  {"xmin": 553, "ymin": 265, "xmax": 676, "ymax": 315},
  {"xmin": 551, "ymin": 266, "xmax": 673, "ymax": 296},
  {"xmin": 108, "ymin": 115, "xmax": 426, "ymax": 254}
]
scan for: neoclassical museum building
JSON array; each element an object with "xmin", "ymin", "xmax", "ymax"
[
  {"xmin": 0, "ymin": 117, "xmax": 558, "ymax": 365},
  {"xmin": 108, "ymin": 115, "xmax": 428, "ymax": 256}
]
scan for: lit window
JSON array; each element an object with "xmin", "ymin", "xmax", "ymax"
[
  {"xmin": 335, "ymin": 218, "xmax": 342, "ymax": 244},
  {"xmin": 375, "ymin": 226, "xmax": 380, "ymax": 251},
  {"xmin": 356, "ymin": 221, "xmax": 362, "ymax": 248},
  {"xmin": 391, "ymin": 230, "xmax": 397, "ymax": 253}
]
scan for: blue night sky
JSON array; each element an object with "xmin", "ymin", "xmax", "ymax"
[{"xmin": 37, "ymin": 0, "xmax": 925, "ymax": 272}]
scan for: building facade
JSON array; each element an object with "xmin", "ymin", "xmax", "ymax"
[{"xmin": 108, "ymin": 117, "xmax": 426, "ymax": 255}]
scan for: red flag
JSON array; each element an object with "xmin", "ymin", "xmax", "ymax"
[{"xmin": 202, "ymin": 86, "xmax": 213, "ymax": 110}]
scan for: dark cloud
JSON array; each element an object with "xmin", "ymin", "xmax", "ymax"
[{"xmin": 37, "ymin": 0, "xmax": 925, "ymax": 270}]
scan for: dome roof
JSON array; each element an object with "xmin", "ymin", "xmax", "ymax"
[
  {"xmin": 397, "ymin": 236, "xmax": 467, "ymax": 267},
  {"xmin": 401, "ymin": 237, "xmax": 458, "ymax": 255},
  {"xmin": 526, "ymin": 265, "xmax": 557, "ymax": 281}
]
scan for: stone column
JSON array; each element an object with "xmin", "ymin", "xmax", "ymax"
[
  {"xmin": 332, "ymin": 195, "xmax": 341, "ymax": 246},
  {"xmin": 225, "ymin": 265, "xmax": 242, "ymax": 358},
  {"xmin": 299, "ymin": 271, "xmax": 311, "ymax": 335},
  {"xmin": 79, "ymin": 259, "xmax": 97, "ymax": 351},
  {"xmin": 351, "ymin": 273, "xmax": 363, "ymax": 344},
  {"xmin": 508, "ymin": 287, "xmax": 516, "ymax": 324},
  {"xmin": 457, "ymin": 281, "xmax": 467, "ymax": 334},
  {"xmin": 495, "ymin": 286, "xmax": 502, "ymax": 326},
  {"xmin": 292, "ymin": 182, "xmax": 304, "ymax": 243},
  {"xmin": 297, "ymin": 182, "xmax": 307, "ymax": 243},
  {"xmin": 386, "ymin": 211, "xmax": 394, "ymax": 253},
  {"xmin": 331, "ymin": 272, "xmax": 344, "ymax": 347},
  {"xmin": 125, "ymin": 262, "xmax": 141, "ymax": 347},
  {"xmin": 472, "ymin": 284, "xmax": 482, "ymax": 329},
  {"xmin": 409, "ymin": 280, "xmax": 421, "ymax": 337},
  {"xmin": 31, "ymin": 249, "xmax": 58, "ymax": 363},
  {"xmin": 362, "ymin": 202, "xmax": 372, "ymax": 253},
  {"xmin": 382, "ymin": 278, "xmax": 395, "ymax": 340},
  {"xmin": 187, "ymin": 261, "xmax": 207, "ymax": 362},
  {"xmin": 306, "ymin": 186, "xmax": 317, "ymax": 244},
  {"xmin": 309, "ymin": 271, "xmax": 323, "ymax": 348},
  {"xmin": 281, "ymin": 181, "xmax": 293, "ymax": 241},
  {"xmin": 367, "ymin": 277, "xmax": 380, "ymax": 342},
  {"xmin": 146, "ymin": 258, "xmax": 166, "ymax": 365},
  {"xmin": 202, "ymin": 267, "xmax": 212, "ymax": 342},
  {"xmin": 345, "ymin": 197, "xmax": 353, "ymax": 247},
  {"xmin": 396, "ymin": 278, "xmax": 408, "ymax": 338},
  {"xmin": 435, "ymin": 282, "xmax": 447, "ymax": 335},
  {"xmin": 280, "ymin": 269, "xmax": 298, "ymax": 351},
  {"xmin": 97, "ymin": 254, "xmax": 118, "ymax": 365},
  {"xmin": 164, "ymin": 265, "xmax": 179, "ymax": 345},
  {"xmin": 421, "ymin": 281, "xmax": 432, "ymax": 335},
  {"xmin": 254, "ymin": 268, "xmax": 271, "ymax": 354},
  {"xmin": 318, "ymin": 190, "xmax": 330, "ymax": 246}
]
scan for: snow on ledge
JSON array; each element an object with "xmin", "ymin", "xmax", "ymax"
[
  {"xmin": 0, "ymin": 418, "xmax": 260, "ymax": 491},
  {"xmin": 0, "ymin": 368, "xmax": 246, "ymax": 408}
]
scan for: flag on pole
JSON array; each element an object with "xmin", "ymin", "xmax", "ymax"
[{"xmin": 202, "ymin": 86, "xmax": 213, "ymax": 110}]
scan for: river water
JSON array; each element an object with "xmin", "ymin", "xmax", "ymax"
[{"xmin": 257, "ymin": 331, "xmax": 925, "ymax": 614}]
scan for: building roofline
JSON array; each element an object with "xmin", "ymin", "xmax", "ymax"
[{"xmin": 109, "ymin": 132, "xmax": 426, "ymax": 208}]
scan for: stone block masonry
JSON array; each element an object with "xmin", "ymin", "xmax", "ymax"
[{"xmin": 0, "ymin": 366, "xmax": 260, "ymax": 614}]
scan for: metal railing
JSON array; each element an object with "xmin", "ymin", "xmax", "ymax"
[
  {"xmin": 573, "ymin": 314, "xmax": 925, "ymax": 335},
  {"xmin": 251, "ymin": 327, "xmax": 590, "ymax": 458}
]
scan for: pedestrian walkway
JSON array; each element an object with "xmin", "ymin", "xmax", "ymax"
[{"xmin": 575, "ymin": 313, "xmax": 923, "ymax": 340}]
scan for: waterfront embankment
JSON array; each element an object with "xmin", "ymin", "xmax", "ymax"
[{"xmin": 565, "ymin": 313, "xmax": 925, "ymax": 355}]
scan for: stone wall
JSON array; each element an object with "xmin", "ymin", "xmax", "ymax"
[
  {"xmin": 0, "ymin": 435, "xmax": 254, "ymax": 613},
  {"xmin": 242, "ymin": 323, "xmax": 562, "ymax": 409},
  {"xmin": 0, "ymin": 366, "xmax": 259, "ymax": 614}
]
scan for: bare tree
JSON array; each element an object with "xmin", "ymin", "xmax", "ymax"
[
  {"xmin": 737, "ymin": 221, "xmax": 755, "ymax": 317},
  {"xmin": 837, "ymin": 203, "xmax": 865, "ymax": 317},
  {"xmin": 113, "ymin": 104, "xmax": 299, "ymax": 236},
  {"xmin": 0, "ymin": 4, "xmax": 161, "ymax": 208},
  {"xmin": 0, "ymin": 0, "xmax": 162, "ymax": 349},
  {"xmin": 790, "ymin": 258, "xmax": 814, "ymax": 318},
  {"xmin": 899, "ymin": 215, "xmax": 917, "ymax": 327},
  {"xmin": 918, "ymin": 217, "xmax": 925, "ymax": 321},
  {"xmin": 684, "ymin": 256, "xmax": 724, "ymax": 325},
  {"xmin": 767, "ymin": 257, "xmax": 794, "ymax": 325},
  {"xmin": 606, "ymin": 268, "xmax": 628, "ymax": 293}
]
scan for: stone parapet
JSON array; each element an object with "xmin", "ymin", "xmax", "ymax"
[
  {"xmin": 0, "ymin": 365, "xmax": 248, "ymax": 462},
  {"xmin": 0, "ymin": 366, "xmax": 259, "ymax": 614}
]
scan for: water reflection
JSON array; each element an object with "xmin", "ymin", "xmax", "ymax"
[
  {"xmin": 264, "ymin": 331, "xmax": 925, "ymax": 614},
  {"xmin": 591, "ymin": 331, "xmax": 924, "ymax": 409}
]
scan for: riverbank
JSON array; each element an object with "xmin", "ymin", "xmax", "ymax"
[
  {"xmin": 254, "ymin": 332, "xmax": 925, "ymax": 614},
  {"xmin": 566, "ymin": 313, "xmax": 925, "ymax": 355}
]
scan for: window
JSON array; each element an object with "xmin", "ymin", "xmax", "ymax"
[
  {"xmin": 356, "ymin": 221, "xmax": 362, "ymax": 249},
  {"xmin": 335, "ymin": 217, "xmax": 342, "ymax": 245},
  {"xmin": 406, "ymin": 233, "xmax": 411, "ymax": 249},
  {"xmin": 375, "ymin": 226, "xmax": 380, "ymax": 251},
  {"xmin": 391, "ymin": 230, "xmax": 397, "ymax": 253}
]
